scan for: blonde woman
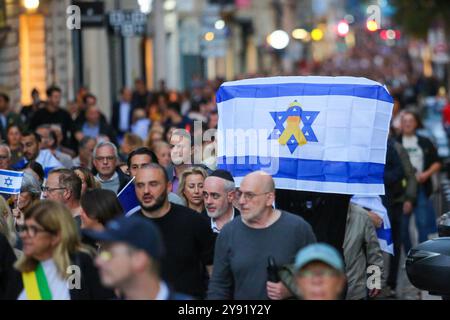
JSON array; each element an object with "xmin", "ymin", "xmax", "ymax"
[
  {"xmin": 178, "ymin": 167, "xmax": 208, "ymax": 213},
  {"xmin": 0, "ymin": 195, "xmax": 16, "ymax": 249},
  {"xmin": 7, "ymin": 200, "xmax": 115, "ymax": 300}
]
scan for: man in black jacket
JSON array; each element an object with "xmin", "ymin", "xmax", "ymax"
[
  {"xmin": 29, "ymin": 86, "xmax": 74, "ymax": 149},
  {"xmin": 111, "ymin": 88, "xmax": 134, "ymax": 139}
]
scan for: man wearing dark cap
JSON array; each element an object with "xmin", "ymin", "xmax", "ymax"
[
  {"xmin": 203, "ymin": 169, "xmax": 239, "ymax": 234},
  {"xmin": 84, "ymin": 216, "xmax": 191, "ymax": 300}
]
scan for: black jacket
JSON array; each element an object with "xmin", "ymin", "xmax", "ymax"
[
  {"xmin": 111, "ymin": 101, "xmax": 134, "ymax": 135},
  {"xmin": 398, "ymin": 134, "xmax": 441, "ymax": 197},
  {"xmin": 4, "ymin": 251, "xmax": 116, "ymax": 300},
  {"xmin": 0, "ymin": 234, "xmax": 18, "ymax": 300}
]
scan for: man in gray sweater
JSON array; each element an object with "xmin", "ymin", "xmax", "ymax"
[{"xmin": 207, "ymin": 171, "xmax": 316, "ymax": 300}]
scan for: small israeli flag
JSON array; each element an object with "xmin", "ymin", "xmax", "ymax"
[
  {"xmin": 117, "ymin": 178, "xmax": 141, "ymax": 217},
  {"xmin": 351, "ymin": 195, "xmax": 394, "ymax": 255},
  {"xmin": 0, "ymin": 170, "xmax": 24, "ymax": 195}
]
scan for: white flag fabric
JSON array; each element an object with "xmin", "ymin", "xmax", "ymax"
[
  {"xmin": 216, "ymin": 76, "xmax": 393, "ymax": 195},
  {"xmin": 0, "ymin": 169, "xmax": 24, "ymax": 194}
]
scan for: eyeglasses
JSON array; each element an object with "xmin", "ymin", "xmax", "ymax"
[
  {"xmin": 235, "ymin": 190, "xmax": 271, "ymax": 202},
  {"xmin": 41, "ymin": 186, "xmax": 66, "ymax": 193},
  {"xmin": 297, "ymin": 269, "xmax": 340, "ymax": 278},
  {"xmin": 95, "ymin": 156, "xmax": 116, "ymax": 162},
  {"xmin": 98, "ymin": 250, "xmax": 113, "ymax": 262},
  {"xmin": 98, "ymin": 247, "xmax": 135, "ymax": 262},
  {"xmin": 17, "ymin": 224, "xmax": 55, "ymax": 238}
]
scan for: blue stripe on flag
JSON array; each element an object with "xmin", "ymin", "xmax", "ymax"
[
  {"xmin": 377, "ymin": 223, "xmax": 393, "ymax": 246},
  {"xmin": 218, "ymin": 156, "xmax": 385, "ymax": 184},
  {"xmin": 0, "ymin": 170, "xmax": 23, "ymax": 177},
  {"xmin": 0, "ymin": 187, "xmax": 21, "ymax": 194},
  {"xmin": 217, "ymin": 83, "xmax": 393, "ymax": 104},
  {"xmin": 117, "ymin": 179, "xmax": 140, "ymax": 215}
]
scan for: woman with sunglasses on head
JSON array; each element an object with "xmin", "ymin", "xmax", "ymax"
[
  {"xmin": 178, "ymin": 166, "xmax": 208, "ymax": 213},
  {"xmin": 5, "ymin": 200, "xmax": 115, "ymax": 300}
]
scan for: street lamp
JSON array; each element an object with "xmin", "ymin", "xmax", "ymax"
[
  {"xmin": 366, "ymin": 20, "xmax": 379, "ymax": 32},
  {"xmin": 215, "ymin": 19, "xmax": 225, "ymax": 30},
  {"xmin": 138, "ymin": 0, "xmax": 153, "ymax": 14},
  {"xmin": 267, "ymin": 30, "xmax": 289, "ymax": 50},
  {"xmin": 204, "ymin": 32, "xmax": 215, "ymax": 42},
  {"xmin": 163, "ymin": 0, "xmax": 176, "ymax": 11},
  {"xmin": 337, "ymin": 20, "xmax": 349, "ymax": 37},
  {"xmin": 311, "ymin": 28, "xmax": 324, "ymax": 41},
  {"xmin": 292, "ymin": 29, "xmax": 309, "ymax": 40},
  {"xmin": 23, "ymin": 0, "xmax": 39, "ymax": 10}
]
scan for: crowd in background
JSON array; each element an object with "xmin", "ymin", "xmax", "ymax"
[{"xmin": 0, "ymin": 38, "xmax": 448, "ymax": 300}]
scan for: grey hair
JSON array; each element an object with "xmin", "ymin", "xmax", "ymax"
[
  {"xmin": 79, "ymin": 136, "xmax": 96, "ymax": 149},
  {"xmin": 21, "ymin": 171, "xmax": 42, "ymax": 196},
  {"xmin": 0, "ymin": 143, "xmax": 11, "ymax": 159},
  {"xmin": 223, "ymin": 180, "xmax": 235, "ymax": 193},
  {"xmin": 93, "ymin": 141, "xmax": 118, "ymax": 158}
]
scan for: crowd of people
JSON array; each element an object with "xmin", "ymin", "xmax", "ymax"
[{"xmin": 0, "ymin": 56, "xmax": 447, "ymax": 301}]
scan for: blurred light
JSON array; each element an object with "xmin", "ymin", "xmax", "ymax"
[
  {"xmin": 378, "ymin": 0, "xmax": 387, "ymax": 7},
  {"xmin": 337, "ymin": 20, "xmax": 349, "ymax": 37},
  {"xmin": 386, "ymin": 29, "xmax": 396, "ymax": 40},
  {"xmin": 380, "ymin": 29, "xmax": 400, "ymax": 41},
  {"xmin": 138, "ymin": 0, "xmax": 153, "ymax": 14},
  {"xmin": 23, "ymin": 0, "xmax": 39, "ymax": 10},
  {"xmin": 267, "ymin": 30, "xmax": 290, "ymax": 50},
  {"xmin": 215, "ymin": 20, "xmax": 225, "ymax": 30},
  {"xmin": 204, "ymin": 32, "xmax": 215, "ymax": 42},
  {"xmin": 292, "ymin": 28, "xmax": 309, "ymax": 40},
  {"xmin": 311, "ymin": 28, "xmax": 324, "ymax": 41},
  {"xmin": 366, "ymin": 20, "xmax": 378, "ymax": 32},
  {"xmin": 164, "ymin": 0, "xmax": 176, "ymax": 11},
  {"xmin": 344, "ymin": 14, "xmax": 354, "ymax": 24}
]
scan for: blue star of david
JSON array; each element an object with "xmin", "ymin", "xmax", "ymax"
[
  {"xmin": 4, "ymin": 177, "xmax": 13, "ymax": 187},
  {"xmin": 268, "ymin": 101, "xmax": 319, "ymax": 154}
]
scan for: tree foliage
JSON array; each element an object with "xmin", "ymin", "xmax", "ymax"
[{"xmin": 391, "ymin": 0, "xmax": 450, "ymax": 38}]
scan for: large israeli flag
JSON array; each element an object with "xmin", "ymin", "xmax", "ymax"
[
  {"xmin": 351, "ymin": 195, "xmax": 394, "ymax": 255},
  {"xmin": 0, "ymin": 170, "xmax": 24, "ymax": 194},
  {"xmin": 216, "ymin": 76, "xmax": 393, "ymax": 195}
]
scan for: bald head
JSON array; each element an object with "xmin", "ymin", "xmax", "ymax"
[{"xmin": 241, "ymin": 171, "xmax": 275, "ymax": 193}]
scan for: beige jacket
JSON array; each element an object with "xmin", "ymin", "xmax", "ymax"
[{"xmin": 343, "ymin": 203, "xmax": 384, "ymax": 300}]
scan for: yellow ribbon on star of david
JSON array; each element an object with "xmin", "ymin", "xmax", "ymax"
[{"xmin": 278, "ymin": 103, "xmax": 307, "ymax": 147}]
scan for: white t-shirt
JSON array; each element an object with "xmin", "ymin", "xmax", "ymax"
[
  {"xmin": 36, "ymin": 149, "xmax": 63, "ymax": 173},
  {"xmin": 18, "ymin": 259, "xmax": 71, "ymax": 300},
  {"xmin": 402, "ymin": 135, "xmax": 424, "ymax": 173}
]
